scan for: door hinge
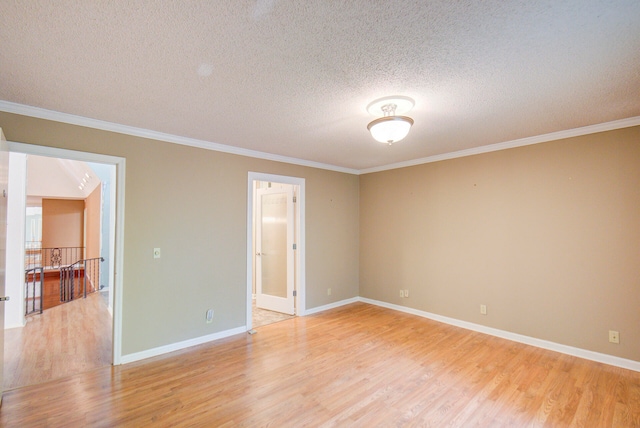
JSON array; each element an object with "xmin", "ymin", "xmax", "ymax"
[
  {"xmin": 293, "ymin": 196, "xmax": 297, "ymax": 203},
  {"xmin": 293, "ymin": 290, "xmax": 297, "ymax": 297},
  {"xmin": 293, "ymin": 243, "xmax": 297, "ymax": 250}
]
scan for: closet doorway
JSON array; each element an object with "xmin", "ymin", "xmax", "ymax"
[{"xmin": 247, "ymin": 173, "xmax": 305, "ymax": 330}]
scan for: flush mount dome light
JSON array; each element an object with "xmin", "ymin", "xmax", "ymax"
[{"xmin": 367, "ymin": 96, "xmax": 415, "ymax": 145}]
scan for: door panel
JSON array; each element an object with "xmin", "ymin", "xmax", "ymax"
[
  {"xmin": 0, "ymin": 129, "xmax": 9, "ymax": 405},
  {"xmin": 256, "ymin": 186, "xmax": 294, "ymax": 315}
]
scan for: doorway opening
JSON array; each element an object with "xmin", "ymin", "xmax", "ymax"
[
  {"xmin": 4, "ymin": 142, "xmax": 125, "ymax": 390},
  {"xmin": 247, "ymin": 172, "xmax": 305, "ymax": 330}
]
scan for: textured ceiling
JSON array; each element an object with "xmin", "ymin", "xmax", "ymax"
[{"xmin": 1, "ymin": 1, "xmax": 639, "ymax": 171}]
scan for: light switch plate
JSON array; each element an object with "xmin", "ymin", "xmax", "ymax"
[{"xmin": 153, "ymin": 248, "xmax": 161, "ymax": 259}]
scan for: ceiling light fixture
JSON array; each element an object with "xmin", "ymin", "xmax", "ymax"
[{"xmin": 367, "ymin": 96, "xmax": 415, "ymax": 145}]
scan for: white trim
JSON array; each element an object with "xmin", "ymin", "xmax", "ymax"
[
  {"xmin": 3, "ymin": 101, "xmax": 638, "ymax": 176},
  {"xmin": 304, "ymin": 297, "xmax": 360, "ymax": 316},
  {"xmin": 360, "ymin": 116, "xmax": 640, "ymax": 174},
  {"xmin": 120, "ymin": 326, "xmax": 246, "ymax": 364},
  {"xmin": 0, "ymin": 100, "xmax": 358, "ymax": 175},
  {"xmin": 107, "ymin": 166, "xmax": 117, "ymax": 318},
  {"xmin": 5, "ymin": 153, "xmax": 27, "ymax": 329},
  {"xmin": 7, "ymin": 141, "xmax": 125, "ymax": 165},
  {"xmin": 6, "ymin": 141, "xmax": 126, "ymax": 366},
  {"xmin": 247, "ymin": 172, "xmax": 306, "ymax": 330},
  {"xmin": 112, "ymin": 158, "xmax": 126, "ymax": 365},
  {"xmin": 359, "ymin": 297, "xmax": 640, "ymax": 372}
]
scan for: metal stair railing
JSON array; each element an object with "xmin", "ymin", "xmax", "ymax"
[
  {"xmin": 25, "ymin": 245, "xmax": 85, "ymax": 270},
  {"xmin": 60, "ymin": 257, "xmax": 104, "ymax": 303},
  {"xmin": 24, "ymin": 267, "xmax": 44, "ymax": 316}
]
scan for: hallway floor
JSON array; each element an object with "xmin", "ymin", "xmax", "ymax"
[
  {"xmin": 252, "ymin": 299, "xmax": 295, "ymax": 328},
  {"xmin": 3, "ymin": 291, "xmax": 112, "ymax": 391},
  {"xmin": 3, "ymin": 293, "xmax": 289, "ymax": 391}
]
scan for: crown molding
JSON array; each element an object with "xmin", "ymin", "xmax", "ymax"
[
  {"xmin": 0, "ymin": 100, "xmax": 359, "ymax": 175},
  {"xmin": 2, "ymin": 100, "xmax": 638, "ymax": 176},
  {"xmin": 361, "ymin": 116, "xmax": 640, "ymax": 174}
]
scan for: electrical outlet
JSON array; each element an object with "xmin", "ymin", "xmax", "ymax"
[
  {"xmin": 404, "ymin": 290, "xmax": 409, "ymax": 298},
  {"xmin": 400, "ymin": 290, "xmax": 404, "ymax": 298},
  {"xmin": 609, "ymin": 330, "xmax": 619, "ymax": 344},
  {"xmin": 480, "ymin": 304, "xmax": 487, "ymax": 315},
  {"xmin": 327, "ymin": 288, "xmax": 332, "ymax": 296},
  {"xmin": 206, "ymin": 309, "xmax": 214, "ymax": 324}
]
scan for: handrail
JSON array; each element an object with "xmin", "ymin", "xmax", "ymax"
[{"xmin": 60, "ymin": 257, "xmax": 104, "ymax": 302}]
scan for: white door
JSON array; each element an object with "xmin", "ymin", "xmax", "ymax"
[
  {"xmin": 0, "ymin": 129, "xmax": 9, "ymax": 405},
  {"xmin": 256, "ymin": 186, "xmax": 295, "ymax": 315}
]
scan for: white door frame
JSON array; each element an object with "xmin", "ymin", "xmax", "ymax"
[
  {"xmin": 247, "ymin": 172, "xmax": 305, "ymax": 330},
  {"xmin": 7, "ymin": 141, "xmax": 126, "ymax": 365}
]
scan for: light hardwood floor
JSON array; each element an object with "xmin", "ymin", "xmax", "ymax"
[
  {"xmin": 3, "ymin": 291, "xmax": 112, "ymax": 390},
  {"xmin": 1, "ymin": 302, "xmax": 639, "ymax": 427}
]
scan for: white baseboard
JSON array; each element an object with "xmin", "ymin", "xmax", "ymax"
[
  {"xmin": 118, "ymin": 296, "xmax": 639, "ymax": 372},
  {"xmin": 120, "ymin": 326, "xmax": 246, "ymax": 364},
  {"xmin": 119, "ymin": 298, "xmax": 356, "ymax": 364},
  {"xmin": 303, "ymin": 297, "xmax": 360, "ymax": 316},
  {"xmin": 120, "ymin": 299, "xmax": 357, "ymax": 364},
  {"xmin": 359, "ymin": 297, "xmax": 640, "ymax": 372}
]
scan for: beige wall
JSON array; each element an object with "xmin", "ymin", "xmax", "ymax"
[
  {"xmin": 85, "ymin": 184, "xmax": 101, "ymax": 260},
  {"xmin": 360, "ymin": 126, "xmax": 640, "ymax": 361},
  {"xmin": 5, "ymin": 108, "xmax": 637, "ymax": 363},
  {"xmin": 0, "ymin": 112, "xmax": 360, "ymax": 356},
  {"xmin": 42, "ymin": 198, "xmax": 84, "ymax": 249}
]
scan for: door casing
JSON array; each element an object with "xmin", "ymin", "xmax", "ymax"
[
  {"xmin": 7, "ymin": 141, "xmax": 126, "ymax": 365},
  {"xmin": 247, "ymin": 172, "xmax": 305, "ymax": 330},
  {"xmin": 0, "ymin": 129, "xmax": 9, "ymax": 405}
]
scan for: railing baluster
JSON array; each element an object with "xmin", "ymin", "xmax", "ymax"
[
  {"xmin": 59, "ymin": 257, "xmax": 103, "ymax": 304},
  {"xmin": 26, "ymin": 247, "xmax": 101, "ymax": 313},
  {"xmin": 25, "ymin": 267, "xmax": 44, "ymax": 316}
]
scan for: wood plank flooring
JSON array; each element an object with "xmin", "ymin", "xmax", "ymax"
[
  {"xmin": 3, "ymin": 291, "xmax": 112, "ymax": 391},
  {"xmin": 1, "ymin": 302, "xmax": 639, "ymax": 427},
  {"xmin": 42, "ymin": 270, "xmax": 65, "ymax": 310}
]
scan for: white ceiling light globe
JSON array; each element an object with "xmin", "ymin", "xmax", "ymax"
[{"xmin": 367, "ymin": 116, "xmax": 414, "ymax": 144}]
